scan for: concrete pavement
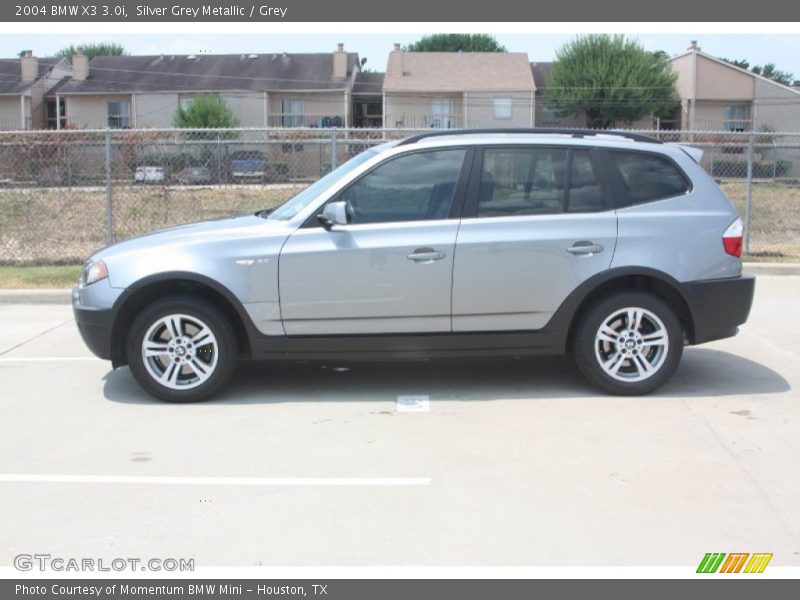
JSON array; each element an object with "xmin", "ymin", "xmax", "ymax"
[{"xmin": 0, "ymin": 276, "xmax": 798, "ymax": 567}]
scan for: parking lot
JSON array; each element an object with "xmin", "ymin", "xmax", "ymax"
[{"xmin": 0, "ymin": 275, "xmax": 798, "ymax": 568}]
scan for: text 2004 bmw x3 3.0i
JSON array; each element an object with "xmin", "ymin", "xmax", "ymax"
[{"xmin": 73, "ymin": 129, "xmax": 755, "ymax": 402}]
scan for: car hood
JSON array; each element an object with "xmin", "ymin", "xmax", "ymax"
[{"xmin": 92, "ymin": 214, "xmax": 290, "ymax": 262}]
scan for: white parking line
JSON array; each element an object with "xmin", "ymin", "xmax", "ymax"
[
  {"xmin": 0, "ymin": 474, "xmax": 431, "ymax": 486},
  {"xmin": 0, "ymin": 357, "xmax": 102, "ymax": 362}
]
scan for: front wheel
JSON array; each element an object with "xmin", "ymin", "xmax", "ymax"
[
  {"xmin": 573, "ymin": 291, "xmax": 683, "ymax": 395},
  {"xmin": 127, "ymin": 295, "xmax": 238, "ymax": 402}
]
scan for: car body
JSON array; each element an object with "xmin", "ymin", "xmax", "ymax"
[
  {"xmin": 229, "ymin": 150, "xmax": 267, "ymax": 181},
  {"xmin": 133, "ymin": 165, "xmax": 167, "ymax": 184},
  {"xmin": 73, "ymin": 129, "xmax": 754, "ymax": 401},
  {"xmin": 175, "ymin": 161, "xmax": 214, "ymax": 185}
]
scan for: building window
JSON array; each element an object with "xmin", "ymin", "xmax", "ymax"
[
  {"xmin": 493, "ymin": 97, "xmax": 513, "ymax": 120},
  {"xmin": 539, "ymin": 105, "xmax": 560, "ymax": 126},
  {"xmin": 107, "ymin": 100, "xmax": 131, "ymax": 128},
  {"xmin": 723, "ymin": 104, "xmax": 749, "ymax": 132},
  {"xmin": 45, "ymin": 98, "xmax": 66, "ymax": 130},
  {"xmin": 281, "ymin": 99, "xmax": 305, "ymax": 127},
  {"xmin": 430, "ymin": 98, "xmax": 454, "ymax": 129}
]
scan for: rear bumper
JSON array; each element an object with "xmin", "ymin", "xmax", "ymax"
[{"xmin": 683, "ymin": 275, "xmax": 755, "ymax": 344}]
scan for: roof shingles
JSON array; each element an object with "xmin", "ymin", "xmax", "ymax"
[
  {"xmin": 383, "ymin": 52, "xmax": 535, "ymax": 93},
  {"xmin": 53, "ymin": 53, "xmax": 359, "ymax": 95}
]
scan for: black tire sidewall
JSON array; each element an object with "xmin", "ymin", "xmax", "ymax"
[
  {"xmin": 126, "ymin": 295, "xmax": 237, "ymax": 402},
  {"xmin": 573, "ymin": 291, "xmax": 684, "ymax": 395}
]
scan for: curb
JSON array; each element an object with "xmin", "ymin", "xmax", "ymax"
[
  {"xmin": 0, "ymin": 263, "xmax": 796, "ymax": 304},
  {"xmin": 0, "ymin": 289, "xmax": 72, "ymax": 304},
  {"xmin": 742, "ymin": 263, "xmax": 800, "ymax": 276}
]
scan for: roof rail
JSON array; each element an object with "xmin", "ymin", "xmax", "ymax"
[{"xmin": 397, "ymin": 128, "xmax": 663, "ymax": 146}]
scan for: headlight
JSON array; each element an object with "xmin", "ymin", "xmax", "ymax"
[{"xmin": 82, "ymin": 260, "xmax": 108, "ymax": 286}]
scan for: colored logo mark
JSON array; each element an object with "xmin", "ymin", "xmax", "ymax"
[{"xmin": 696, "ymin": 552, "xmax": 773, "ymax": 573}]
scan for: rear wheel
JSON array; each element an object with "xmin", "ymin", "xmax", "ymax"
[
  {"xmin": 127, "ymin": 295, "xmax": 238, "ymax": 402},
  {"xmin": 573, "ymin": 291, "xmax": 683, "ymax": 395}
]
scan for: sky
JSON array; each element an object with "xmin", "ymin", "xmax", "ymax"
[{"xmin": 1, "ymin": 33, "xmax": 799, "ymax": 79}]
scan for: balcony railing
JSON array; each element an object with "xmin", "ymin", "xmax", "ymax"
[
  {"xmin": 693, "ymin": 119, "xmax": 754, "ymax": 132},
  {"xmin": 0, "ymin": 118, "xmax": 25, "ymax": 131},
  {"xmin": 385, "ymin": 114, "xmax": 463, "ymax": 129},
  {"xmin": 267, "ymin": 114, "xmax": 346, "ymax": 128}
]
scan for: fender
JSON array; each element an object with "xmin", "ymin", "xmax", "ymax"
[
  {"xmin": 540, "ymin": 266, "xmax": 696, "ymax": 352},
  {"xmin": 109, "ymin": 271, "xmax": 261, "ymax": 366}
]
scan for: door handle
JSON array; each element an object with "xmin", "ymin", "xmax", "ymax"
[
  {"xmin": 567, "ymin": 241, "xmax": 604, "ymax": 255},
  {"xmin": 407, "ymin": 247, "xmax": 446, "ymax": 262}
]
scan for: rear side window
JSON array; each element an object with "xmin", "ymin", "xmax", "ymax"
[
  {"xmin": 611, "ymin": 151, "xmax": 690, "ymax": 204},
  {"xmin": 477, "ymin": 147, "xmax": 568, "ymax": 217},
  {"xmin": 567, "ymin": 150, "xmax": 604, "ymax": 212}
]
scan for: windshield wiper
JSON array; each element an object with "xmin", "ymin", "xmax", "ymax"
[{"xmin": 255, "ymin": 208, "xmax": 274, "ymax": 218}]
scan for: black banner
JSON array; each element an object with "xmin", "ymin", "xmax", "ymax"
[
  {"xmin": 3, "ymin": 0, "xmax": 800, "ymax": 22},
  {"xmin": 4, "ymin": 579, "xmax": 800, "ymax": 600}
]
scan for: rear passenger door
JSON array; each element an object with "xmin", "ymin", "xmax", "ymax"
[{"xmin": 451, "ymin": 145, "xmax": 617, "ymax": 332}]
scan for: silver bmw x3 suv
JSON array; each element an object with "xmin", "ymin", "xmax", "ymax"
[{"xmin": 73, "ymin": 129, "xmax": 755, "ymax": 401}]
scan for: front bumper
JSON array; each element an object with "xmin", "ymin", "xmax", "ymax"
[
  {"xmin": 683, "ymin": 275, "xmax": 755, "ymax": 344},
  {"xmin": 72, "ymin": 280, "xmax": 123, "ymax": 361},
  {"xmin": 73, "ymin": 301, "xmax": 115, "ymax": 360}
]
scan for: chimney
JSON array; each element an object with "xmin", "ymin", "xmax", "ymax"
[
  {"xmin": 333, "ymin": 42, "xmax": 347, "ymax": 78},
  {"xmin": 20, "ymin": 50, "xmax": 38, "ymax": 82},
  {"xmin": 688, "ymin": 40, "xmax": 700, "ymax": 51},
  {"xmin": 72, "ymin": 45, "xmax": 89, "ymax": 81},
  {"xmin": 388, "ymin": 43, "xmax": 404, "ymax": 77}
]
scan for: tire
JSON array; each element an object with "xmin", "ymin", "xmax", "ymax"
[
  {"xmin": 572, "ymin": 290, "xmax": 683, "ymax": 395},
  {"xmin": 126, "ymin": 295, "xmax": 238, "ymax": 402}
]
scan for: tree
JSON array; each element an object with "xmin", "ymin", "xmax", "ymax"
[
  {"xmin": 173, "ymin": 95, "xmax": 238, "ymax": 129},
  {"xmin": 721, "ymin": 58, "xmax": 750, "ymax": 70},
  {"xmin": 545, "ymin": 35, "xmax": 678, "ymax": 128},
  {"xmin": 404, "ymin": 34, "xmax": 506, "ymax": 53},
  {"xmin": 52, "ymin": 42, "xmax": 127, "ymax": 60},
  {"xmin": 751, "ymin": 63, "xmax": 794, "ymax": 86},
  {"xmin": 721, "ymin": 58, "xmax": 794, "ymax": 86},
  {"xmin": 173, "ymin": 95, "xmax": 239, "ymax": 141}
]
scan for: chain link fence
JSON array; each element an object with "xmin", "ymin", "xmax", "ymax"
[{"xmin": 1, "ymin": 127, "xmax": 798, "ymax": 264}]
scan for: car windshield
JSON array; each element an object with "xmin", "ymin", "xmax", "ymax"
[{"xmin": 266, "ymin": 145, "xmax": 384, "ymax": 221}]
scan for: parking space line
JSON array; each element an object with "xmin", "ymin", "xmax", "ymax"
[
  {"xmin": 0, "ymin": 319, "xmax": 73, "ymax": 357},
  {"xmin": 0, "ymin": 474, "xmax": 431, "ymax": 486},
  {"xmin": 0, "ymin": 356, "xmax": 102, "ymax": 362}
]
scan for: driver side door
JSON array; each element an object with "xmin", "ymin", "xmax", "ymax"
[{"xmin": 278, "ymin": 148, "xmax": 472, "ymax": 336}]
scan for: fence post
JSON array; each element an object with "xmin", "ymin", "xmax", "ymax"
[
  {"xmin": 744, "ymin": 132, "xmax": 754, "ymax": 255},
  {"xmin": 331, "ymin": 128, "xmax": 338, "ymax": 170},
  {"xmin": 104, "ymin": 128, "xmax": 114, "ymax": 244}
]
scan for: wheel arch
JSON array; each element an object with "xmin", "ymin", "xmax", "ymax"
[
  {"xmin": 552, "ymin": 267, "xmax": 696, "ymax": 354},
  {"xmin": 109, "ymin": 272, "xmax": 256, "ymax": 367}
]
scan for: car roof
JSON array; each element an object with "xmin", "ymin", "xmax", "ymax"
[{"xmin": 392, "ymin": 131, "xmax": 689, "ymax": 160}]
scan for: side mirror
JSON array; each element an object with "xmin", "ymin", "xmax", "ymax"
[{"xmin": 318, "ymin": 200, "xmax": 348, "ymax": 229}]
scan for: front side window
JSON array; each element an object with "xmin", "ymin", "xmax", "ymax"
[
  {"xmin": 107, "ymin": 100, "xmax": 131, "ymax": 128},
  {"xmin": 493, "ymin": 97, "xmax": 513, "ymax": 120},
  {"xmin": 281, "ymin": 99, "xmax": 305, "ymax": 127},
  {"xmin": 477, "ymin": 148, "xmax": 568, "ymax": 217},
  {"xmin": 339, "ymin": 149, "xmax": 466, "ymax": 224},
  {"xmin": 611, "ymin": 151, "xmax": 690, "ymax": 205}
]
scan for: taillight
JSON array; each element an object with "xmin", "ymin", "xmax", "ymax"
[{"xmin": 722, "ymin": 218, "xmax": 744, "ymax": 258}]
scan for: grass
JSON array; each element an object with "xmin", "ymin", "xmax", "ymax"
[
  {"xmin": 0, "ymin": 184, "xmax": 303, "ymax": 265},
  {"xmin": 720, "ymin": 181, "xmax": 800, "ymax": 258},
  {"xmin": 0, "ymin": 180, "xmax": 798, "ymax": 266},
  {"xmin": 0, "ymin": 264, "xmax": 81, "ymax": 288}
]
